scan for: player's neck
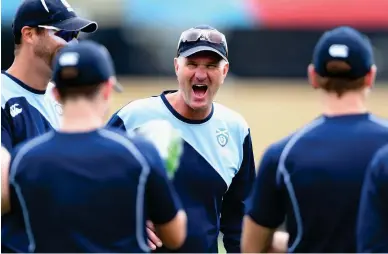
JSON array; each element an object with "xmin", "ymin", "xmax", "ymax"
[
  {"xmin": 60, "ymin": 100, "xmax": 105, "ymax": 133},
  {"xmin": 321, "ymin": 91, "xmax": 368, "ymax": 116},
  {"xmin": 7, "ymin": 54, "xmax": 51, "ymax": 92},
  {"xmin": 166, "ymin": 91, "xmax": 212, "ymax": 121}
]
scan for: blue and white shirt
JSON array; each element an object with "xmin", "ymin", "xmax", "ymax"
[
  {"xmin": 107, "ymin": 90, "xmax": 255, "ymax": 253},
  {"xmin": 1, "ymin": 71, "xmax": 61, "ymax": 151}
]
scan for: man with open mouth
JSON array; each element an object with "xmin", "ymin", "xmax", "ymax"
[{"xmin": 107, "ymin": 25, "xmax": 258, "ymax": 253}]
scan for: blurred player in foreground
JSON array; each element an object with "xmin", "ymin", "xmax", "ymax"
[
  {"xmin": 108, "ymin": 25, "xmax": 256, "ymax": 252},
  {"xmin": 3, "ymin": 40, "xmax": 187, "ymax": 253},
  {"xmin": 357, "ymin": 143, "xmax": 388, "ymax": 252},
  {"xmin": 242, "ymin": 26, "xmax": 388, "ymax": 253},
  {"xmin": 1, "ymin": 0, "xmax": 98, "ymax": 252}
]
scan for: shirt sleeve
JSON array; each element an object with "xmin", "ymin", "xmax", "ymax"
[
  {"xmin": 133, "ymin": 136, "xmax": 182, "ymax": 224},
  {"xmin": 106, "ymin": 112, "xmax": 127, "ymax": 132},
  {"xmin": 2, "ymin": 107, "xmax": 13, "ymax": 151},
  {"xmin": 357, "ymin": 147, "xmax": 388, "ymax": 253},
  {"xmin": 246, "ymin": 143, "xmax": 287, "ymax": 229},
  {"xmin": 220, "ymin": 129, "xmax": 256, "ymax": 253}
]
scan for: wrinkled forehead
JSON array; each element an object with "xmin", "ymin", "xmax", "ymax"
[{"xmin": 184, "ymin": 51, "xmax": 223, "ymax": 63}]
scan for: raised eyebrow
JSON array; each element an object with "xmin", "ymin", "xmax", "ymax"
[{"xmin": 185, "ymin": 60, "xmax": 198, "ymax": 65}]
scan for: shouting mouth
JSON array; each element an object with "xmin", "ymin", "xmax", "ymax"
[{"xmin": 192, "ymin": 84, "xmax": 208, "ymax": 98}]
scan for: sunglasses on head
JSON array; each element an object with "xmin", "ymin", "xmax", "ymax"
[
  {"xmin": 38, "ymin": 25, "xmax": 80, "ymax": 42},
  {"xmin": 177, "ymin": 28, "xmax": 228, "ymax": 56}
]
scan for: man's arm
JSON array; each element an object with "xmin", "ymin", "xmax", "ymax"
[
  {"xmin": 242, "ymin": 143, "xmax": 287, "ymax": 253},
  {"xmin": 357, "ymin": 146, "xmax": 388, "ymax": 253},
  {"xmin": 1, "ymin": 146, "xmax": 11, "ymax": 215},
  {"xmin": 220, "ymin": 129, "xmax": 255, "ymax": 253}
]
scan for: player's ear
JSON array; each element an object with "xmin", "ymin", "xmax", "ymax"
[
  {"xmin": 102, "ymin": 77, "xmax": 114, "ymax": 100},
  {"xmin": 364, "ymin": 64, "xmax": 377, "ymax": 89},
  {"xmin": 52, "ymin": 86, "xmax": 63, "ymax": 103},
  {"xmin": 174, "ymin": 57, "xmax": 179, "ymax": 76},
  {"xmin": 222, "ymin": 60, "xmax": 229, "ymax": 77},
  {"xmin": 20, "ymin": 26, "xmax": 35, "ymax": 45},
  {"xmin": 308, "ymin": 64, "xmax": 319, "ymax": 89}
]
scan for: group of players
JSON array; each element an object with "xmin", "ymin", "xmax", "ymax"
[{"xmin": 1, "ymin": 0, "xmax": 387, "ymax": 253}]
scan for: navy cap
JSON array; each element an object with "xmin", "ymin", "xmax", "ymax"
[
  {"xmin": 177, "ymin": 25, "xmax": 228, "ymax": 62},
  {"xmin": 13, "ymin": 0, "xmax": 98, "ymax": 44},
  {"xmin": 313, "ymin": 26, "xmax": 374, "ymax": 79},
  {"xmin": 52, "ymin": 40, "xmax": 123, "ymax": 92}
]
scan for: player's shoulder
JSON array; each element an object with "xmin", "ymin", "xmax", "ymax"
[
  {"xmin": 213, "ymin": 102, "xmax": 250, "ymax": 133},
  {"xmin": 263, "ymin": 134, "xmax": 294, "ymax": 163},
  {"xmin": 367, "ymin": 114, "xmax": 388, "ymax": 130},
  {"xmin": 262, "ymin": 117, "xmax": 325, "ymax": 161},
  {"xmin": 2, "ymin": 72, "xmax": 19, "ymax": 108},
  {"xmin": 11, "ymin": 131, "xmax": 55, "ymax": 163},
  {"xmin": 115, "ymin": 96, "xmax": 163, "ymax": 118},
  {"xmin": 99, "ymin": 127, "xmax": 160, "ymax": 164},
  {"xmin": 108, "ymin": 95, "xmax": 169, "ymax": 131},
  {"xmin": 372, "ymin": 143, "xmax": 388, "ymax": 164}
]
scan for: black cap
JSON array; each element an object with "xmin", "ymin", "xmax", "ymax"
[
  {"xmin": 177, "ymin": 25, "xmax": 228, "ymax": 62},
  {"xmin": 52, "ymin": 40, "xmax": 123, "ymax": 92},
  {"xmin": 313, "ymin": 26, "xmax": 374, "ymax": 79},
  {"xmin": 12, "ymin": 0, "xmax": 98, "ymax": 44}
]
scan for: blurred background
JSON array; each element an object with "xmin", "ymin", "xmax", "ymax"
[{"xmin": 2, "ymin": 0, "xmax": 388, "ymax": 158}]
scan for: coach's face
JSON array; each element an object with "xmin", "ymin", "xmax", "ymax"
[
  {"xmin": 174, "ymin": 51, "xmax": 229, "ymax": 111},
  {"xmin": 33, "ymin": 28, "xmax": 68, "ymax": 69}
]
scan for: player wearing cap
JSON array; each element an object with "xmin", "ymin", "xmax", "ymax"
[
  {"xmin": 1, "ymin": 1, "xmax": 98, "ymax": 252},
  {"xmin": 1, "ymin": 0, "xmax": 98, "ymax": 151},
  {"xmin": 357, "ymin": 143, "xmax": 388, "ymax": 252},
  {"xmin": 3, "ymin": 40, "xmax": 187, "ymax": 253},
  {"xmin": 107, "ymin": 25, "xmax": 255, "ymax": 253},
  {"xmin": 241, "ymin": 26, "xmax": 388, "ymax": 253}
]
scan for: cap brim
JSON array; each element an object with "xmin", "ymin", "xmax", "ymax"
[
  {"xmin": 113, "ymin": 81, "xmax": 124, "ymax": 93},
  {"xmin": 49, "ymin": 17, "xmax": 98, "ymax": 33},
  {"xmin": 180, "ymin": 46, "xmax": 228, "ymax": 62}
]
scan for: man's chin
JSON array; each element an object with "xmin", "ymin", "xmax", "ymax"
[{"xmin": 189, "ymin": 101, "xmax": 211, "ymax": 112}]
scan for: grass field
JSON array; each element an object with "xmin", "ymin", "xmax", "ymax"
[{"xmin": 108, "ymin": 78, "xmax": 387, "ymax": 252}]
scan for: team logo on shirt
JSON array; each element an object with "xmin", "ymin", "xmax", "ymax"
[
  {"xmin": 216, "ymin": 128, "xmax": 229, "ymax": 147},
  {"xmin": 10, "ymin": 103, "xmax": 23, "ymax": 117}
]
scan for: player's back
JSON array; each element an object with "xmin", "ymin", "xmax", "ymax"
[
  {"xmin": 9, "ymin": 128, "xmax": 162, "ymax": 253},
  {"xmin": 275, "ymin": 113, "xmax": 388, "ymax": 252}
]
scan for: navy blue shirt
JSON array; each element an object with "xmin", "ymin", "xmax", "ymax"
[
  {"xmin": 8, "ymin": 128, "xmax": 181, "ymax": 253},
  {"xmin": 247, "ymin": 113, "xmax": 388, "ymax": 253},
  {"xmin": 1, "ymin": 72, "xmax": 61, "ymax": 253},
  {"xmin": 357, "ymin": 143, "xmax": 388, "ymax": 252},
  {"xmin": 107, "ymin": 91, "xmax": 255, "ymax": 253}
]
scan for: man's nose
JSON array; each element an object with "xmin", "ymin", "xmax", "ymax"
[{"xmin": 194, "ymin": 68, "xmax": 207, "ymax": 82}]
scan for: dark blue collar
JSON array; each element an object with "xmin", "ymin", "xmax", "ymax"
[
  {"xmin": 2, "ymin": 70, "xmax": 46, "ymax": 95},
  {"xmin": 160, "ymin": 90, "xmax": 214, "ymax": 124}
]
